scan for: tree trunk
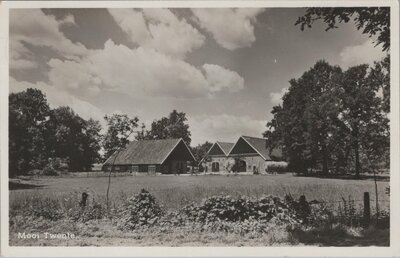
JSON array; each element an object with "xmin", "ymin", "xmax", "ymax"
[
  {"xmin": 322, "ymin": 145, "xmax": 328, "ymax": 175},
  {"xmin": 355, "ymin": 140, "xmax": 360, "ymax": 178},
  {"xmin": 354, "ymin": 127, "xmax": 361, "ymax": 178}
]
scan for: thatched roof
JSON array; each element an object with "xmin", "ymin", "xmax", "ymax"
[
  {"xmin": 216, "ymin": 142, "xmax": 235, "ymax": 155},
  {"xmin": 103, "ymin": 138, "xmax": 195, "ymax": 165},
  {"xmin": 230, "ymin": 136, "xmax": 283, "ymax": 160}
]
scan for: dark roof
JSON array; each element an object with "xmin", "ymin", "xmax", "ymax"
[
  {"xmin": 237, "ymin": 136, "xmax": 282, "ymax": 160},
  {"xmin": 216, "ymin": 142, "xmax": 234, "ymax": 155},
  {"xmin": 103, "ymin": 138, "xmax": 195, "ymax": 165}
]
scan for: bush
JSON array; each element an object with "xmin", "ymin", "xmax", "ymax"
[
  {"xmin": 117, "ymin": 189, "xmax": 164, "ymax": 230},
  {"xmin": 265, "ymin": 161, "xmax": 288, "ymax": 174}
]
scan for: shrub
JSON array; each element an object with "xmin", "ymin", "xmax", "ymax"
[
  {"xmin": 265, "ymin": 161, "xmax": 288, "ymax": 174},
  {"xmin": 20, "ymin": 196, "xmax": 63, "ymax": 221},
  {"xmin": 117, "ymin": 189, "xmax": 164, "ymax": 230}
]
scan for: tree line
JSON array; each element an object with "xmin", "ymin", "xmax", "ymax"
[
  {"xmin": 9, "ymin": 90, "xmax": 193, "ymax": 177},
  {"xmin": 263, "ymin": 56, "xmax": 390, "ymax": 177}
]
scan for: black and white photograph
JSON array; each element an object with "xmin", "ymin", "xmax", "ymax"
[{"xmin": 0, "ymin": 0, "xmax": 399, "ymax": 256}]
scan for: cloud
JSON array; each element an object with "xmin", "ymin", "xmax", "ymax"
[
  {"xmin": 108, "ymin": 8, "xmax": 205, "ymax": 58},
  {"xmin": 269, "ymin": 87, "xmax": 288, "ymax": 105},
  {"xmin": 81, "ymin": 40, "xmax": 244, "ymax": 99},
  {"xmin": 188, "ymin": 114, "xmax": 265, "ymax": 146},
  {"xmin": 191, "ymin": 8, "xmax": 265, "ymax": 50},
  {"xmin": 202, "ymin": 64, "xmax": 244, "ymax": 94},
  {"xmin": 10, "ymin": 9, "xmax": 87, "ymax": 59},
  {"xmin": 339, "ymin": 39, "xmax": 386, "ymax": 68},
  {"xmin": 47, "ymin": 58, "xmax": 101, "ymax": 98},
  {"xmin": 9, "ymin": 77, "xmax": 104, "ymax": 122}
]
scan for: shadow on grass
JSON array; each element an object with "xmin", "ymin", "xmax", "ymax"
[
  {"xmin": 294, "ymin": 173, "xmax": 390, "ymax": 182},
  {"xmin": 290, "ymin": 225, "xmax": 389, "ymax": 246},
  {"xmin": 9, "ymin": 181, "xmax": 45, "ymax": 190}
]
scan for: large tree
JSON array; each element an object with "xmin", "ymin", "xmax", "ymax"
[
  {"xmin": 265, "ymin": 61, "xmax": 342, "ymax": 174},
  {"xmin": 103, "ymin": 114, "xmax": 139, "ymax": 159},
  {"xmin": 45, "ymin": 106, "xmax": 102, "ymax": 171},
  {"xmin": 296, "ymin": 7, "xmax": 390, "ymax": 51},
  {"xmin": 9, "ymin": 88, "xmax": 50, "ymax": 177},
  {"xmin": 136, "ymin": 110, "xmax": 192, "ymax": 145},
  {"xmin": 337, "ymin": 64, "xmax": 389, "ymax": 177}
]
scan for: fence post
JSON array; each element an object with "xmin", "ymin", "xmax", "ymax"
[{"xmin": 363, "ymin": 192, "xmax": 370, "ymax": 227}]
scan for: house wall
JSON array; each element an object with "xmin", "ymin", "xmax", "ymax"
[
  {"xmin": 204, "ymin": 156, "xmax": 229, "ymax": 172},
  {"xmin": 229, "ymin": 154, "xmax": 267, "ymax": 173}
]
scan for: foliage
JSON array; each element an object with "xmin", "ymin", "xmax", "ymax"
[
  {"xmin": 102, "ymin": 114, "xmax": 139, "ymax": 159},
  {"xmin": 117, "ymin": 189, "xmax": 164, "ymax": 230},
  {"xmin": 264, "ymin": 58, "xmax": 389, "ymax": 176},
  {"xmin": 9, "ymin": 89, "xmax": 104, "ymax": 175},
  {"xmin": 191, "ymin": 141, "xmax": 213, "ymax": 169},
  {"xmin": 135, "ymin": 110, "xmax": 192, "ymax": 146},
  {"xmin": 9, "ymin": 89, "xmax": 50, "ymax": 177},
  {"xmin": 265, "ymin": 161, "xmax": 288, "ymax": 173},
  {"xmin": 296, "ymin": 7, "xmax": 390, "ymax": 51}
]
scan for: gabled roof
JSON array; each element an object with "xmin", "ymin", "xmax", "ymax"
[
  {"xmin": 103, "ymin": 138, "xmax": 195, "ymax": 165},
  {"xmin": 228, "ymin": 136, "xmax": 283, "ymax": 160},
  {"xmin": 216, "ymin": 142, "xmax": 235, "ymax": 155},
  {"xmin": 200, "ymin": 141, "xmax": 234, "ymax": 163}
]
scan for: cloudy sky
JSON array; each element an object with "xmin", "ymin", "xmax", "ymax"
[{"xmin": 9, "ymin": 8, "xmax": 387, "ymax": 146}]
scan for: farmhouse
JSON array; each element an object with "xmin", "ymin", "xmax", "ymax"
[
  {"xmin": 228, "ymin": 136, "xmax": 283, "ymax": 173},
  {"xmin": 201, "ymin": 142, "xmax": 235, "ymax": 172},
  {"xmin": 102, "ymin": 138, "xmax": 196, "ymax": 174}
]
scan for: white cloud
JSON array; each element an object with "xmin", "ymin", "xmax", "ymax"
[
  {"xmin": 47, "ymin": 58, "xmax": 101, "ymax": 98},
  {"xmin": 108, "ymin": 8, "xmax": 205, "ymax": 58},
  {"xmin": 188, "ymin": 114, "xmax": 265, "ymax": 146},
  {"xmin": 108, "ymin": 9, "xmax": 151, "ymax": 46},
  {"xmin": 339, "ymin": 39, "xmax": 386, "ymax": 68},
  {"xmin": 10, "ymin": 9, "xmax": 87, "ymax": 59},
  {"xmin": 85, "ymin": 40, "xmax": 244, "ymax": 98},
  {"xmin": 202, "ymin": 64, "xmax": 244, "ymax": 94},
  {"xmin": 269, "ymin": 87, "xmax": 288, "ymax": 105},
  {"xmin": 9, "ymin": 77, "xmax": 104, "ymax": 122},
  {"xmin": 192, "ymin": 8, "xmax": 264, "ymax": 50}
]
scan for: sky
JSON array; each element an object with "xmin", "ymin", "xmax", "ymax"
[{"xmin": 9, "ymin": 8, "xmax": 387, "ymax": 146}]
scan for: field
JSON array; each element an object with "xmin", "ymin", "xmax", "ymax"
[{"xmin": 9, "ymin": 173, "xmax": 390, "ymax": 246}]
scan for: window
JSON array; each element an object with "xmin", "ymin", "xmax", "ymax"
[
  {"xmin": 131, "ymin": 165, "xmax": 138, "ymax": 172},
  {"xmin": 149, "ymin": 165, "xmax": 156, "ymax": 173}
]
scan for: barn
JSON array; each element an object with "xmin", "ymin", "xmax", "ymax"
[
  {"xmin": 201, "ymin": 142, "xmax": 234, "ymax": 172},
  {"xmin": 228, "ymin": 136, "xmax": 283, "ymax": 173},
  {"xmin": 102, "ymin": 138, "xmax": 196, "ymax": 174}
]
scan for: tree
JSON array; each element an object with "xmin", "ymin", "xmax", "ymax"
[
  {"xmin": 9, "ymin": 88, "xmax": 50, "ymax": 177},
  {"xmin": 191, "ymin": 141, "xmax": 213, "ymax": 166},
  {"xmin": 296, "ymin": 7, "xmax": 390, "ymax": 51},
  {"xmin": 265, "ymin": 61, "xmax": 342, "ymax": 174},
  {"xmin": 137, "ymin": 110, "xmax": 192, "ymax": 145},
  {"xmin": 103, "ymin": 114, "xmax": 139, "ymax": 158},
  {"xmin": 337, "ymin": 64, "xmax": 389, "ymax": 177},
  {"xmin": 45, "ymin": 106, "xmax": 96, "ymax": 171},
  {"xmin": 81, "ymin": 118, "xmax": 102, "ymax": 170}
]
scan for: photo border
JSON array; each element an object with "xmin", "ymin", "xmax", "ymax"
[{"xmin": 0, "ymin": 1, "xmax": 399, "ymax": 257}]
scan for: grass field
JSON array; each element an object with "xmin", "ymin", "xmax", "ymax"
[
  {"xmin": 10, "ymin": 173, "xmax": 390, "ymax": 211},
  {"xmin": 9, "ymin": 173, "xmax": 390, "ymax": 246}
]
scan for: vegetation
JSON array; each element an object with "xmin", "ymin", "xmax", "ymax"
[
  {"xmin": 102, "ymin": 114, "xmax": 139, "ymax": 159},
  {"xmin": 135, "ymin": 110, "xmax": 192, "ymax": 145},
  {"xmin": 264, "ymin": 57, "xmax": 389, "ymax": 176},
  {"xmin": 9, "ymin": 90, "xmax": 102, "ymax": 176},
  {"xmin": 10, "ymin": 182, "xmax": 389, "ymax": 246},
  {"xmin": 296, "ymin": 7, "xmax": 390, "ymax": 51}
]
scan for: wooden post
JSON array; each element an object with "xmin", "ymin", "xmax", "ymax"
[{"xmin": 363, "ymin": 192, "xmax": 370, "ymax": 226}]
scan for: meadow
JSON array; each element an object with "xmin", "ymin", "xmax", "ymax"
[
  {"xmin": 10, "ymin": 173, "xmax": 390, "ymax": 210},
  {"xmin": 9, "ymin": 173, "xmax": 390, "ymax": 246}
]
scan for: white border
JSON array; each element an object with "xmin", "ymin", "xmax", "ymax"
[{"xmin": 0, "ymin": 1, "xmax": 399, "ymax": 257}]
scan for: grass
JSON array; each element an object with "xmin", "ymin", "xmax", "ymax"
[
  {"xmin": 9, "ymin": 173, "xmax": 390, "ymax": 246},
  {"xmin": 10, "ymin": 173, "xmax": 390, "ymax": 211}
]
